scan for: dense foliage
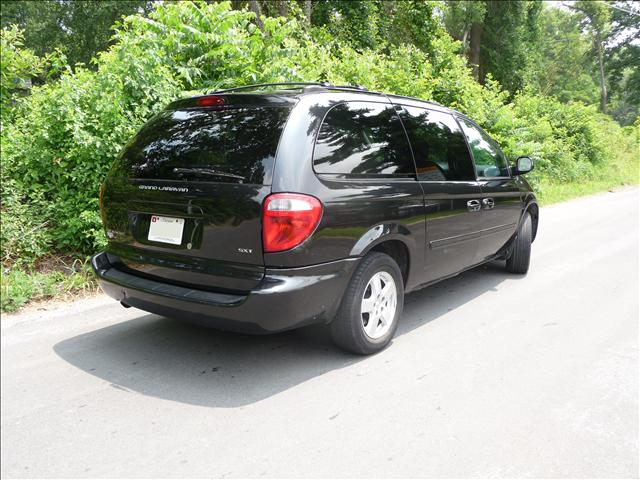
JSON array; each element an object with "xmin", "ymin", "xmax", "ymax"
[
  {"xmin": 0, "ymin": 0, "xmax": 638, "ymax": 273},
  {"xmin": 0, "ymin": 26, "xmax": 46, "ymax": 119},
  {"xmin": 0, "ymin": 0, "xmax": 152, "ymax": 68}
]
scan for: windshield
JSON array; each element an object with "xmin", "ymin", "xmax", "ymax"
[{"xmin": 113, "ymin": 106, "xmax": 292, "ymax": 184}]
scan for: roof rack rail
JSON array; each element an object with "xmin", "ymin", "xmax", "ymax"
[
  {"xmin": 331, "ymin": 84, "xmax": 369, "ymax": 92},
  {"xmin": 384, "ymin": 92, "xmax": 443, "ymax": 108},
  {"xmin": 206, "ymin": 82, "xmax": 446, "ymax": 109},
  {"xmin": 208, "ymin": 82, "xmax": 370, "ymax": 95},
  {"xmin": 208, "ymin": 82, "xmax": 332, "ymax": 94}
]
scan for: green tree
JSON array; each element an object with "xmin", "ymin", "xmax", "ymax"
[
  {"xmin": 443, "ymin": 0, "xmax": 487, "ymax": 80},
  {"xmin": 570, "ymin": 0, "xmax": 612, "ymax": 113},
  {"xmin": 443, "ymin": 0, "xmax": 542, "ymax": 92},
  {"xmin": 605, "ymin": 1, "xmax": 640, "ymax": 125},
  {"xmin": 377, "ymin": 0, "xmax": 444, "ymax": 57},
  {"xmin": 480, "ymin": 0, "xmax": 542, "ymax": 94},
  {"xmin": 0, "ymin": 0, "xmax": 152, "ymax": 67},
  {"xmin": 530, "ymin": 6, "xmax": 599, "ymax": 104},
  {"xmin": 311, "ymin": 0, "xmax": 380, "ymax": 49}
]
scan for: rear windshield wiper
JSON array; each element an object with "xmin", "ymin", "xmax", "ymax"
[{"xmin": 172, "ymin": 167, "xmax": 245, "ymax": 182}]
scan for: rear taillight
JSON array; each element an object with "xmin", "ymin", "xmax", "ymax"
[{"xmin": 262, "ymin": 193, "xmax": 323, "ymax": 253}]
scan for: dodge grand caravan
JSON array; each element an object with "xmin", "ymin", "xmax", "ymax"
[{"xmin": 92, "ymin": 82, "xmax": 538, "ymax": 354}]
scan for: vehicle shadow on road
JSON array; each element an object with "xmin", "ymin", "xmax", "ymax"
[{"xmin": 53, "ymin": 261, "xmax": 523, "ymax": 408}]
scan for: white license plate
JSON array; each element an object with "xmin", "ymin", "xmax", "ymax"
[{"xmin": 148, "ymin": 215, "xmax": 185, "ymax": 245}]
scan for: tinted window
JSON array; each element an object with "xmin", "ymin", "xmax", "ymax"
[
  {"xmin": 399, "ymin": 106, "xmax": 476, "ymax": 181},
  {"xmin": 313, "ymin": 102, "xmax": 414, "ymax": 176},
  {"xmin": 458, "ymin": 118, "xmax": 509, "ymax": 177},
  {"xmin": 114, "ymin": 107, "xmax": 291, "ymax": 184}
]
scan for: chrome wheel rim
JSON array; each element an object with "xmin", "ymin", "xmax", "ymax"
[{"xmin": 361, "ymin": 271, "xmax": 397, "ymax": 340}]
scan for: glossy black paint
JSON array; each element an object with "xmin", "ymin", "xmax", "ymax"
[
  {"xmin": 93, "ymin": 251, "xmax": 357, "ymax": 333},
  {"xmin": 420, "ymin": 181, "xmax": 484, "ymax": 284},
  {"xmin": 94, "ymin": 87, "xmax": 537, "ymax": 333},
  {"xmin": 475, "ymin": 177, "xmax": 525, "ymax": 263},
  {"xmin": 101, "ymin": 175, "xmax": 269, "ymax": 291}
]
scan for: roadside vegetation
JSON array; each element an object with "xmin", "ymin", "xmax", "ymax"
[{"xmin": 1, "ymin": 0, "xmax": 638, "ymax": 312}]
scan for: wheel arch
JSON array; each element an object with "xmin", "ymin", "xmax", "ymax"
[
  {"xmin": 358, "ymin": 236, "xmax": 411, "ymax": 287},
  {"xmin": 525, "ymin": 201, "xmax": 539, "ymax": 242}
]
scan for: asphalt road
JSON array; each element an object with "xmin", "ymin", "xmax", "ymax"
[{"xmin": 2, "ymin": 188, "xmax": 638, "ymax": 478}]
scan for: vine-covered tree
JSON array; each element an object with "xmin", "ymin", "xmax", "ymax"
[
  {"xmin": 605, "ymin": 1, "xmax": 640, "ymax": 125},
  {"xmin": 443, "ymin": 0, "xmax": 542, "ymax": 94},
  {"xmin": 570, "ymin": 0, "xmax": 612, "ymax": 112},
  {"xmin": 530, "ymin": 6, "xmax": 599, "ymax": 105},
  {"xmin": 443, "ymin": 0, "xmax": 487, "ymax": 81}
]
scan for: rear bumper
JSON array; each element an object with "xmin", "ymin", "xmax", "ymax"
[{"xmin": 91, "ymin": 252, "xmax": 358, "ymax": 333}]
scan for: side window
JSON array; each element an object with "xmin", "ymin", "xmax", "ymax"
[
  {"xmin": 458, "ymin": 118, "xmax": 509, "ymax": 177},
  {"xmin": 399, "ymin": 106, "xmax": 476, "ymax": 181},
  {"xmin": 313, "ymin": 102, "xmax": 415, "ymax": 176}
]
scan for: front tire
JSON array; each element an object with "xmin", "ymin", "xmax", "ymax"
[
  {"xmin": 330, "ymin": 252, "xmax": 404, "ymax": 355},
  {"xmin": 506, "ymin": 213, "xmax": 532, "ymax": 274}
]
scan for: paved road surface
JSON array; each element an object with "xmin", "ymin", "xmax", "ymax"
[{"xmin": 2, "ymin": 188, "xmax": 638, "ymax": 478}]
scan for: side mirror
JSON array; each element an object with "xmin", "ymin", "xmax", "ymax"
[{"xmin": 514, "ymin": 156, "xmax": 534, "ymax": 175}]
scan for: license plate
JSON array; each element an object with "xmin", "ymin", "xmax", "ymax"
[{"xmin": 148, "ymin": 215, "xmax": 185, "ymax": 245}]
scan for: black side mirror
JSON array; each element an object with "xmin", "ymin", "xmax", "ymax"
[{"xmin": 514, "ymin": 156, "xmax": 534, "ymax": 175}]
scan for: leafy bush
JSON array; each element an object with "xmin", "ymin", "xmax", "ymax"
[
  {"xmin": 0, "ymin": 26, "xmax": 46, "ymax": 120},
  {"xmin": 0, "ymin": 177, "xmax": 51, "ymax": 266},
  {"xmin": 2, "ymin": 21, "xmax": 181, "ymax": 254}
]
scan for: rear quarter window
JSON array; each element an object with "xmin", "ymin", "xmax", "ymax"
[
  {"xmin": 312, "ymin": 102, "xmax": 415, "ymax": 176},
  {"xmin": 113, "ymin": 106, "xmax": 292, "ymax": 184}
]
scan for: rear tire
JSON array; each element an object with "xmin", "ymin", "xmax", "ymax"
[
  {"xmin": 330, "ymin": 252, "xmax": 404, "ymax": 355},
  {"xmin": 506, "ymin": 213, "xmax": 532, "ymax": 274}
]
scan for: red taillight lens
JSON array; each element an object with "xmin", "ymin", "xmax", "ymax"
[
  {"xmin": 262, "ymin": 193, "xmax": 323, "ymax": 253},
  {"xmin": 197, "ymin": 95, "xmax": 225, "ymax": 107}
]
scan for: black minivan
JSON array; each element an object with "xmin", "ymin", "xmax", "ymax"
[{"xmin": 93, "ymin": 82, "xmax": 538, "ymax": 354}]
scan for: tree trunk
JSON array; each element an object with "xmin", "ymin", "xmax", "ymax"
[
  {"xmin": 461, "ymin": 28, "xmax": 469, "ymax": 49},
  {"xmin": 468, "ymin": 22, "xmax": 482, "ymax": 82},
  {"xmin": 277, "ymin": 0, "xmax": 287, "ymax": 17},
  {"xmin": 303, "ymin": 0, "xmax": 312, "ymax": 23},
  {"xmin": 248, "ymin": 0, "xmax": 264, "ymax": 32},
  {"xmin": 596, "ymin": 36, "xmax": 608, "ymax": 113}
]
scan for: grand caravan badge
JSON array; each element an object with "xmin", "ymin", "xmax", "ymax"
[{"xmin": 138, "ymin": 185, "xmax": 189, "ymax": 193}]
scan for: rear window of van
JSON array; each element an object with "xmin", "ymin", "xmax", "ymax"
[{"xmin": 113, "ymin": 107, "xmax": 291, "ymax": 184}]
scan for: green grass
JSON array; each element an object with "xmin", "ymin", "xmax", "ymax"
[
  {"xmin": 536, "ymin": 142, "xmax": 639, "ymax": 205},
  {"xmin": 537, "ymin": 177, "xmax": 638, "ymax": 205},
  {"xmin": 1, "ymin": 258, "xmax": 98, "ymax": 313}
]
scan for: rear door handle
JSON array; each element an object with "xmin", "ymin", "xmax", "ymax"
[
  {"xmin": 483, "ymin": 198, "xmax": 495, "ymax": 209},
  {"xmin": 467, "ymin": 199, "xmax": 481, "ymax": 212}
]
